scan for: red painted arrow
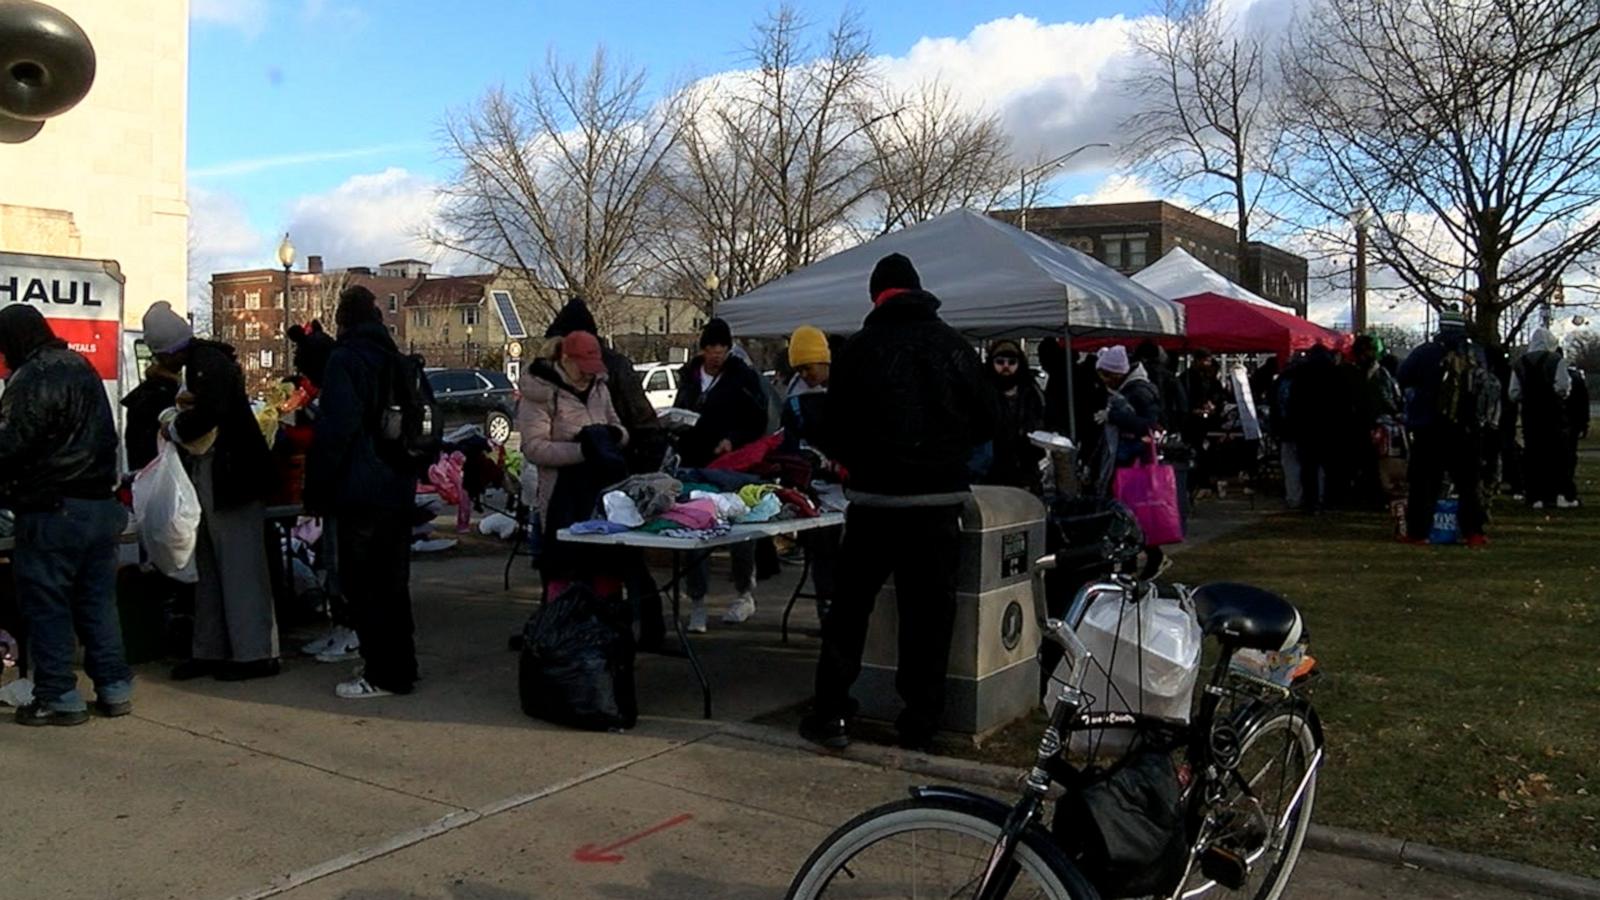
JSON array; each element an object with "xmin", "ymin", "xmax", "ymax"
[{"xmin": 572, "ymin": 813, "xmax": 694, "ymax": 863}]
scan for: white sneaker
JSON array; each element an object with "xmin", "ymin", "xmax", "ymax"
[
  {"xmin": 1557, "ymin": 496, "xmax": 1580, "ymax": 509},
  {"xmin": 1532, "ymin": 501, "xmax": 1546, "ymax": 510},
  {"xmin": 723, "ymin": 593, "xmax": 757, "ymax": 624},
  {"xmin": 336, "ymin": 677, "xmax": 392, "ymax": 700},
  {"xmin": 686, "ymin": 604, "xmax": 708, "ymax": 634},
  {"xmin": 314, "ymin": 626, "xmax": 360, "ymax": 663},
  {"xmin": 300, "ymin": 628, "xmax": 338, "ymax": 656}
]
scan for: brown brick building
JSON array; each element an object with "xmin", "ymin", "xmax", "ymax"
[
  {"xmin": 991, "ymin": 201, "xmax": 1308, "ymax": 315},
  {"xmin": 210, "ymin": 255, "xmax": 422, "ymax": 393}
]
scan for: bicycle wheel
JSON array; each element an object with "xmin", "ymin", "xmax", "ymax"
[
  {"xmin": 788, "ymin": 795, "xmax": 1099, "ymax": 900},
  {"xmin": 1186, "ymin": 701, "xmax": 1321, "ymax": 900}
]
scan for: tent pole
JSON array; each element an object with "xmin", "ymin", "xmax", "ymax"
[{"xmin": 1063, "ymin": 296, "xmax": 1077, "ymax": 444}]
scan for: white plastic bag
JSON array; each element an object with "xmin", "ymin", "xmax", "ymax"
[
  {"xmin": 1060, "ymin": 585, "xmax": 1202, "ymax": 758},
  {"xmin": 132, "ymin": 438, "xmax": 202, "ymax": 582}
]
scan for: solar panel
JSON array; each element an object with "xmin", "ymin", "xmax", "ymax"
[{"xmin": 490, "ymin": 290, "xmax": 528, "ymax": 339}]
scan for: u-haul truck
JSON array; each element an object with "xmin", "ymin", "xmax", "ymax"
[{"xmin": 0, "ymin": 251, "xmax": 128, "ymax": 450}]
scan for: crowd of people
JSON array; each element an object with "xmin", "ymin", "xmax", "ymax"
[{"xmin": 1, "ymin": 252, "xmax": 1589, "ymax": 743}]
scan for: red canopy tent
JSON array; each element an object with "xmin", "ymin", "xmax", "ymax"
[{"xmin": 1079, "ymin": 292, "xmax": 1349, "ymax": 362}]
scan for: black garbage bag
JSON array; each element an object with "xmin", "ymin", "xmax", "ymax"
[
  {"xmin": 518, "ymin": 583, "xmax": 637, "ymax": 731},
  {"xmin": 1051, "ymin": 748, "xmax": 1188, "ymax": 899}
]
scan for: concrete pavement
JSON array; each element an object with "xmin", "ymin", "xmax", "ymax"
[{"xmin": 1, "ymin": 544, "xmax": 1553, "ymax": 899}]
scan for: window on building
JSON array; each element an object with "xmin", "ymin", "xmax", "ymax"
[
  {"xmin": 461, "ymin": 306, "xmax": 480, "ymax": 326},
  {"xmin": 245, "ymin": 290, "xmax": 261, "ymax": 310},
  {"xmin": 388, "ymin": 293, "xmax": 398, "ymax": 313},
  {"xmin": 223, "ymin": 292, "xmax": 237, "ymax": 310},
  {"xmin": 244, "ymin": 321, "xmax": 261, "ymax": 341},
  {"xmin": 260, "ymin": 349, "xmax": 274, "ymax": 370},
  {"xmin": 1103, "ymin": 238, "xmax": 1123, "ymax": 269},
  {"xmin": 1127, "ymin": 237, "xmax": 1147, "ymax": 269}
]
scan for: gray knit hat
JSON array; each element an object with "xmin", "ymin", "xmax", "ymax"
[{"xmin": 142, "ymin": 301, "xmax": 193, "ymax": 354}]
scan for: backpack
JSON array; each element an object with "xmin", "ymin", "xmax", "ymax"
[
  {"xmin": 1436, "ymin": 345, "xmax": 1484, "ymax": 429},
  {"xmin": 374, "ymin": 351, "xmax": 442, "ymax": 476}
]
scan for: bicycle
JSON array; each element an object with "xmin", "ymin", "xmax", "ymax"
[{"xmin": 787, "ymin": 539, "xmax": 1324, "ymax": 900}]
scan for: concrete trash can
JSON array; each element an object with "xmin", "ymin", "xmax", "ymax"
[{"xmin": 855, "ymin": 485, "xmax": 1047, "ymax": 737}]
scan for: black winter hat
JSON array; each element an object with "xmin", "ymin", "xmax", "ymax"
[
  {"xmin": 288, "ymin": 320, "xmax": 336, "ymax": 385},
  {"xmin": 869, "ymin": 253, "xmax": 921, "ymax": 300},
  {"xmin": 545, "ymin": 296, "xmax": 599, "ymax": 338},
  {"xmin": 0, "ymin": 304, "xmax": 60, "ymax": 370},
  {"xmin": 700, "ymin": 317, "xmax": 733, "ymax": 349}
]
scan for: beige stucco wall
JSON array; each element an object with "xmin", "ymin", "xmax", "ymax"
[{"xmin": 0, "ymin": 0, "xmax": 189, "ymax": 326}]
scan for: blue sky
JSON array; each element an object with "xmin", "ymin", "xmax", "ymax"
[{"xmin": 188, "ymin": 0, "xmax": 1148, "ymax": 279}]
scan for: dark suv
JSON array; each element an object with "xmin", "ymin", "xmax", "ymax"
[{"xmin": 425, "ymin": 368, "xmax": 518, "ymax": 444}]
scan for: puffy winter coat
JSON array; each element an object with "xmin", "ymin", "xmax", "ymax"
[
  {"xmin": 0, "ymin": 340, "xmax": 119, "ymax": 512},
  {"xmin": 823, "ymin": 289, "xmax": 996, "ymax": 498},
  {"xmin": 517, "ymin": 358, "xmax": 628, "ymax": 522}
]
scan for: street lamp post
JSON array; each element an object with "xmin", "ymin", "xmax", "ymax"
[
  {"xmin": 703, "ymin": 272, "xmax": 720, "ymax": 319},
  {"xmin": 466, "ymin": 323, "xmax": 475, "ymax": 367},
  {"xmin": 276, "ymin": 233, "xmax": 295, "ymax": 374},
  {"xmin": 1348, "ymin": 207, "xmax": 1371, "ymax": 332},
  {"xmin": 1015, "ymin": 142, "xmax": 1111, "ymax": 232}
]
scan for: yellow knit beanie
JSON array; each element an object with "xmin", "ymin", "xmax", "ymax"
[{"xmin": 788, "ymin": 325, "xmax": 831, "ymax": 368}]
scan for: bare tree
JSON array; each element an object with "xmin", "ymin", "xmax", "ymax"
[
  {"xmin": 1279, "ymin": 0, "xmax": 1600, "ymax": 348},
  {"xmin": 725, "ymin": 5, "xmax": 886, "ymax": 278},
  {"xmin": 433, "ymin": 47, "xmax": 682, "ymax": 318},
  {"xmin": 863, "ymin": 79, "xmax": 1015, "ymax": 234},
  {"xmin": 1120, "ymin": 0, "xmax": 1281, "ymax": 286}
]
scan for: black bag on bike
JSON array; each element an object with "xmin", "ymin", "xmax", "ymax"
[
  {"xmin": 517, "ymin": 583, "xmax": 637, "ymax": 731},
  {"xmin": 1052, "ymin": 748, "xmax": 1188, "ymax": 898}
]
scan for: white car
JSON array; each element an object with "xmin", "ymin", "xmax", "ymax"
[{"xmin": 635, "ymin": 362, "xmax": 681, "ymax": 411}]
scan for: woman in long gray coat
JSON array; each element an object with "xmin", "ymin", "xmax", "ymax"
[{"xmin": 143, "ymin": 302, "xmax": 280, "ymax": 681}]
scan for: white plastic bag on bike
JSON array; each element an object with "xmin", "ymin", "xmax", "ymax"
[
  {"xmin": 1057, "ymin": 584, "xmax": 1202, "ymax": 757},
  {"xmin": 132, "ymin": 437, "xmax": 202, "ymax": 583}
]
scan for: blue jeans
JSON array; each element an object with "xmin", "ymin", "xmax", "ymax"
[{"xmin": 13, "ymin": 498, "xmax": 132, "ymax": 711}]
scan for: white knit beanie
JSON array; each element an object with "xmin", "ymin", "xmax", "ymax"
[{"xmin": 1095, "ymin": 345, "xmax": 1130, "ymax": 375}]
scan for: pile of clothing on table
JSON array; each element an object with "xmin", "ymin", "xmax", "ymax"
[{"xmin": 566, "ymin": 433, "xmax": 843, "ymax": 539}]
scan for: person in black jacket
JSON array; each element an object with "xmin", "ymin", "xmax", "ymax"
[
  {"xmin": 801, "ymin": 253, "xmax": 996, "ymax": 752},
  {"xmin": 544, "ymin": 297, "xmax": 668, "ymax": 647},
  {"xmin": 0, "ymin": 305, "xmax": 131, "ymax": 726},
  {"xmin": 672, "ymin": 318, "xmax": 770, "ymax": 630},
  {"xmin": 121, "ymin": 356, "xmax": 196, "ymax": 660},
  {"xmin": 144, "ymin": 302, "xmax": 281, "ymax": 682},
  {"xmin": 980, "ymin": 339, "xmax": 1046, "ymax": 493},
  {"xmin": 306, "ymin": 286, "xmax": 421, "ymax": 699}
]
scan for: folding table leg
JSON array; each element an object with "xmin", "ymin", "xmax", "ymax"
[
  {"xmin": 780, "ymin": 556, "xmax": 813, "ymax": 645},
  {"xmin": 669, "ymin": 551, "xmax": 713, "ymax": 719}
]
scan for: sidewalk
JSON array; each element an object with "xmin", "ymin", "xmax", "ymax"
[{"xmin": 1, "ymin": 546, "xmax": 1554, "ymax": 899}]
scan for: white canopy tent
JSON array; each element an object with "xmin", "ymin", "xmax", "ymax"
[
  {"xmin": 718, "ymin": 209, "xmax": 1184, "ymax": 340},
  {"xmin": 1130, "ymin": 246, "xmax": 1283, "ymax": 309}
]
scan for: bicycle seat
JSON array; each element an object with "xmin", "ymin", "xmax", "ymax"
[{"xmin": 1191, "ymin": 583, "xmax": 1302, "ymax": 652}]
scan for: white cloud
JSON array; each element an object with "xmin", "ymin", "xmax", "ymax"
[
  {"xmin": 188, "ymin": 186, "xmax": 267, "ymax": 333},
  {"xmin": 877, "ymin": 14, "xmax": 1140, "ymax": 167},
  {"xmin": 283, "ymin": 167, "xmax": 459, "ymax": 271},
  {"xmin": 190, "ymin": 0, "xmax": 268, "ymax": 36},
  {"xmin": 1071, "ymin": 173, "xmax": 1157, "ymax": 205}
]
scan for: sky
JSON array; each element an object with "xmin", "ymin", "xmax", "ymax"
[{"xmin": 190, "ymin": 0, "xmax": 1408, "ymax": 330}]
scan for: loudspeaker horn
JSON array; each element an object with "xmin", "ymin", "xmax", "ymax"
[{"xmin": 0, "ymin": 0, "xmax": 97, "ymax": 143}]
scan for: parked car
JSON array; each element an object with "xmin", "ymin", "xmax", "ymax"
[
  {"xmin": 636, "ymin": 362, "xmax": 680, "ymax": 411},
  {"xmin": 426, "ymin": 367, "xmax": 517, "ymax": 444}
]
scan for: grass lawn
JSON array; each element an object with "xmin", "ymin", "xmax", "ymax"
[{"xmin": 971, "ymin": 441, "xmax": 1600, "ymax": 876}]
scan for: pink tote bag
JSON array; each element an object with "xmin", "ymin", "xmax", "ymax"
[{"xmin": 1113, "ymin": 443, "xmax": 1184, "ymax": 546}]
